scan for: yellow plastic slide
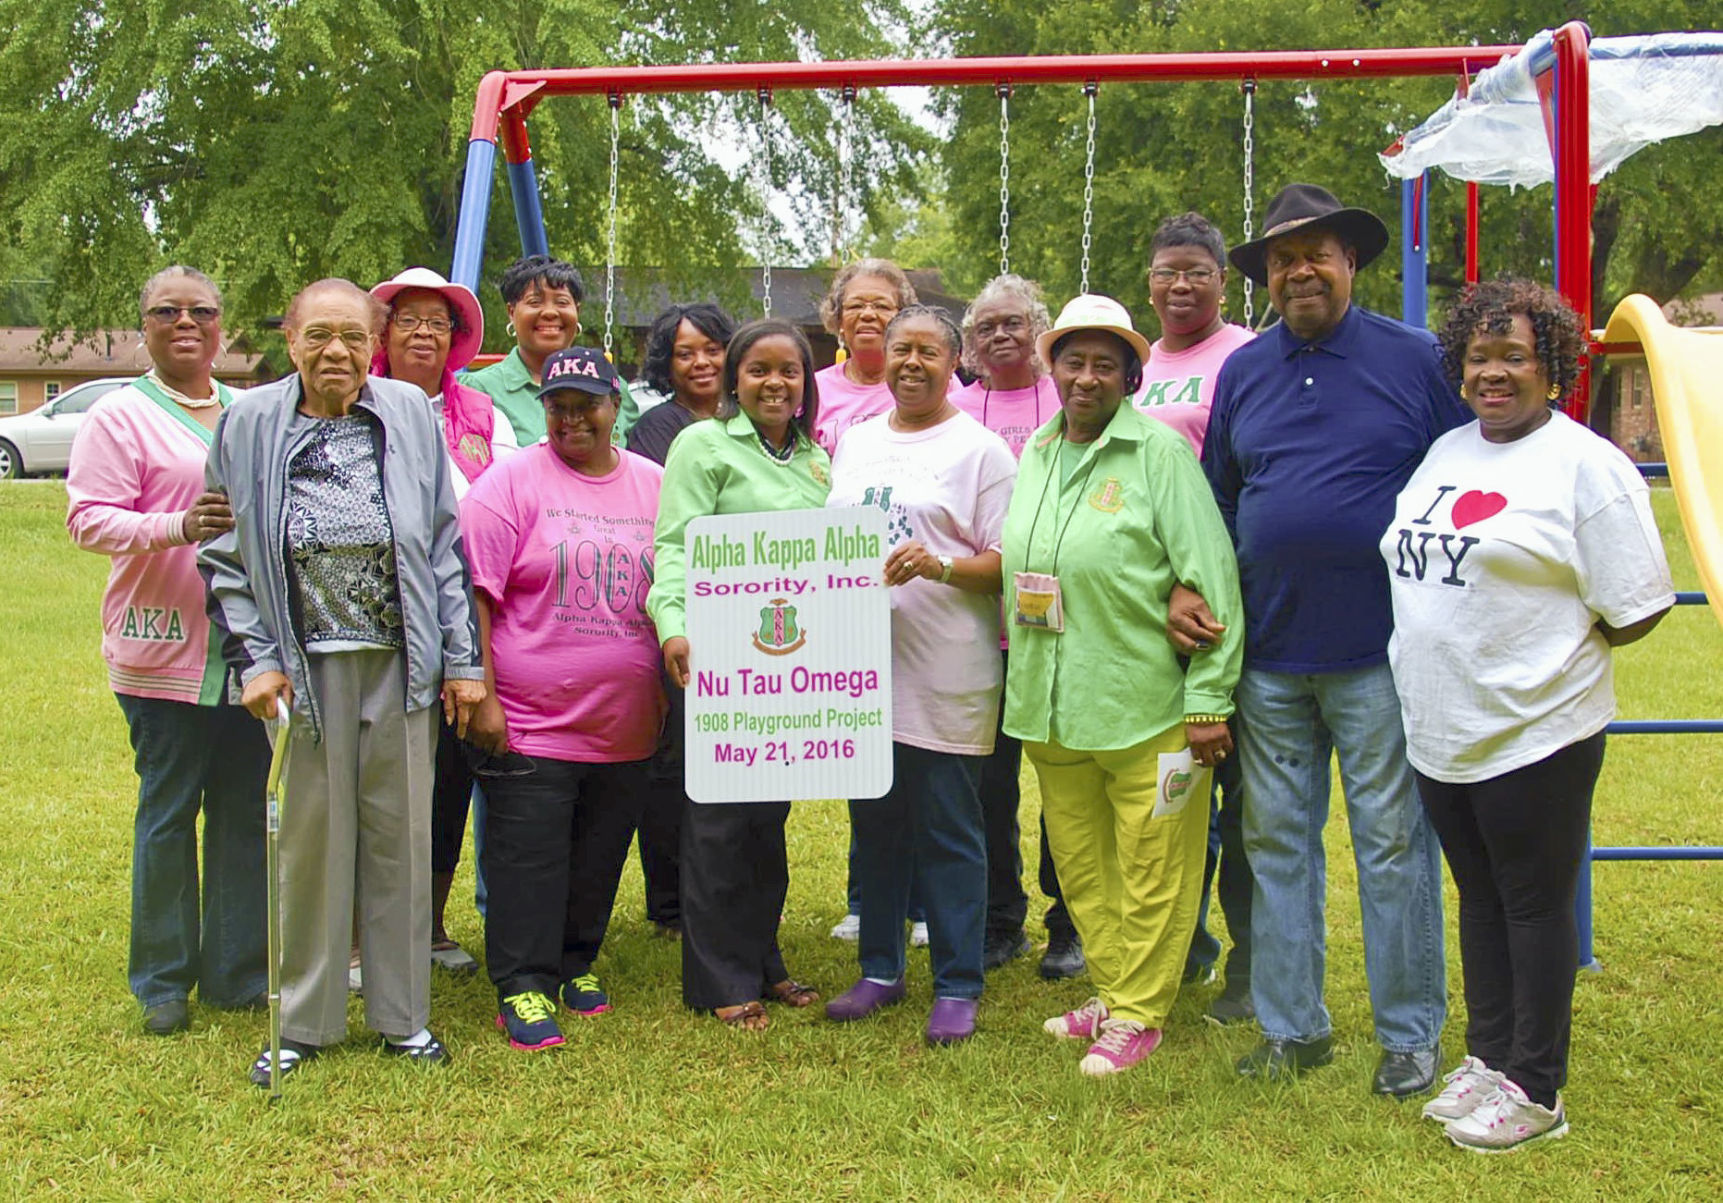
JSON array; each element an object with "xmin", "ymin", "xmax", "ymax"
[{"xmin": 1603, "ymin": 295, "xmax": 1723, "ymax": 631}]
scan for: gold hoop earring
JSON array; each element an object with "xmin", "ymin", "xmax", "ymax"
[
  {"xmin": 1458, "ymin": 383, "xmax": 1469, "ymax": 401},
  {"xmin": 505, "ymin": 321, "xmax": 517, "ymax": 339},
  {"xmin": 1547, "ymin": 384, "xmax": 1562, "ymax": 401}
]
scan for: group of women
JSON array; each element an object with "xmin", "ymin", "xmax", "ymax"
[{"xmin": 70, "ymin": 236, "xmax": 1673, "ymax": 1142}]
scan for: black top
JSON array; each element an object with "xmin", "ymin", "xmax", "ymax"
[{"xmin": 625, "ymin": 399, "xmax": 701, "ymax": 466}]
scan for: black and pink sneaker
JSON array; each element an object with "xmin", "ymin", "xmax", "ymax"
[{"xmin": 497, "ymin": 991, "xmax": 565, "ymax": 1051}]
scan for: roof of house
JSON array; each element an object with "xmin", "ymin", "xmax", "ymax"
[
  {"xmin": 0, "ymin": 328, "xmax": 270, "ymax": 377},
  {"xmin": 1665, "ymin": 293, "xmax": 1723, "ymax": 326}
]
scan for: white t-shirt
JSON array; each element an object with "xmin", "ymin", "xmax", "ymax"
[
  {"xmin": 1382, "ymin": 412, "xmax": 1674, "ymax": 783},
  {"xmin": 828, "ymin": 409, "xmax": 1017, "ymax": 755}
]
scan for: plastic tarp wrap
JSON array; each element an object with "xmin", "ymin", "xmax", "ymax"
[{"xmin": 1381, "ymin": 30, "xmax": 1723, "ymax": 187}]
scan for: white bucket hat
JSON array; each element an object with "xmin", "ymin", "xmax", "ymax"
[
  {"xmin": 370, "ymin": 267, "xmax": 486, "ymax": 372},
  {"xmin": 1035, "ymin": 294, "xmax": 1152, "ymax": 368}
]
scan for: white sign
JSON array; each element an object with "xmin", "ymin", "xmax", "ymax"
[{"xmin": 683, "ymin": 506, "xmax": 892, "ymax": 803}]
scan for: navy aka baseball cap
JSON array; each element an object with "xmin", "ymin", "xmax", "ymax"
[{"xmin": 537, "ymin": 346, "xmax": 621, "ymax": 398}]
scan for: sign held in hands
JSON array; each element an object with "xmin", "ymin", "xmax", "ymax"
[{"xmin": 683, "ymin": 507, "xmax": 892, "ymax": 803}]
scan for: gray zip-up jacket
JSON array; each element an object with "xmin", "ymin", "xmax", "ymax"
[{"xmin": 198, "ymin": 372, "xmax": 484, "ymax": 740}]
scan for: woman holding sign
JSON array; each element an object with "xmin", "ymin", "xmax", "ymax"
[
  {"xmin": 1001, "ymin": 295, "xmax": 1243, "ymax": 1076},
  {"xmin": 824, "ymin": 306, "xmax": 1016, "ymax": 1045},
  {"xmin": 649, "ymin": 318, "xmax": 831, "ymax": 1031},
  {"xmin": 461, "ymin": 347, "xmax": 664, "ymax": 1053}
]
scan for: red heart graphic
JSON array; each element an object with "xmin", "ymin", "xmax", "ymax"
[{"xmin": 1451, "ymin": 490, "xmax": 1507, "ymax": 529}]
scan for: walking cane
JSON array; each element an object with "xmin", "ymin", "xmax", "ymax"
[{"xmin": 264, "ymin": 697, "xmax": 292, "ymax": 1102}]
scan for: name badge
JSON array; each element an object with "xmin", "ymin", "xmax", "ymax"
[{"xmin": 1013, "ymin": 571, "xmax": 1065, "ymax": 633}]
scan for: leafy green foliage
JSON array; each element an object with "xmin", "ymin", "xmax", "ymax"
[{"xmin": 0, "ymin": 0, "xmax": 928, "ymax": 348}]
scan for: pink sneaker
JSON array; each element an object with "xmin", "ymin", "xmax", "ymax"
[
  {"xmin": 1079, "ymin": 1018, "xmax": 1162, "ymax": 1076},
  {"xmin": 1043, "ymin": 997, "xmax": 1108, "ymax": 1040}
]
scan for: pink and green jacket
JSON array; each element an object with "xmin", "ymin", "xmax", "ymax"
[{"xmin": 66, "ymin": 377, "xmax": 235, "ymax": 704}]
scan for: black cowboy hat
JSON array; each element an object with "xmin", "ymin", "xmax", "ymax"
[{"xmin": 1228, "ymin": 183, "xmax": 1391, "ymax": 286}]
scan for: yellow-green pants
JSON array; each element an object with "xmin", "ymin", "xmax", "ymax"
[{"xmin": 1024, "ymin": 726, "xmax": 1211, "ymax": 1027}]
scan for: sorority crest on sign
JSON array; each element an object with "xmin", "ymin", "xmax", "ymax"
[{"xmin": 753, "ymin": 599, "xmax": 807, "ymax": 655}]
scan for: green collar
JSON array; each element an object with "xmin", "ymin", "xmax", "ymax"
[{"xmin": 133, "ymin": 374, "xmax": 233, "ymax": 447}]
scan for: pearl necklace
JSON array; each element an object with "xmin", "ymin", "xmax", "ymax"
[{"xmin": 148, "ymin": 370, "xmax": 220, "ymax": 409}]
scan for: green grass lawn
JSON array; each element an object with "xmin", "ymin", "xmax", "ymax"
[{"xmin": 1, "ymin": 480, "xmax": 1718, "ymax": 1199}]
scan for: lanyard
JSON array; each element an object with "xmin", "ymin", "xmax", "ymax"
[{"xmin": 1023, "ymin": 427, "xmax": 1100, "ymax": 577}]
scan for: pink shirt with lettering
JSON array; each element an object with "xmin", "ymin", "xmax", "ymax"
[
  {"xmin": 813, "ymin": 362, "xmax": 893, "ymax": 455},
  {"xmin": 1135, "ymin": 323, "xmax": 1255, "ymax": 456},
  {"xmin": 461, "ymin": 444, "xmax": 665, "ymax": 763},
  {"xmin": 950, "ymin": 375, "xmax": 1060, "ymax": 461}
]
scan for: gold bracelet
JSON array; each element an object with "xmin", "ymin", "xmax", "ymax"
[{"xmin": 1184, "ymin": 713, "xmax": 1230, "ymax": 726}]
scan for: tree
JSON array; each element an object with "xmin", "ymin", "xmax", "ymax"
[
  {"xmin": 0, "ymin": 0, "xmax": 931, "ymax": 349},
  {"xmin": 928, "ymin": 0, "xmax": 1722, "ymax": 335}
]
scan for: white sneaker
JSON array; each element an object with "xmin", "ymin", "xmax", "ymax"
[
  {"xmin": 1043, "ymin": 996, "xmax": 1109, "ymax": 1040},
  {"xmin": 1423, "ymin": 1056, "xmax": 1505, "ymax": 1123},
  {"xmin": 829, "ymin": 913, "xmax": 861, "ymax": 941},
  {"xmin": 1446, "ymin": 1080, "xmax": 1568, "ymax": 1153},
  {"xmin": 910, "ymin": 921, "xmax": 930, "ymax": 947}
]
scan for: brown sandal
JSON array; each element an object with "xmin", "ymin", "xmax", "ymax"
[
  {"xmin": 714, "ymin": 1001, "xmax": 769, "ymax": 1031},
  {"xmin": 763, "ymin": 979, "xmax": 821, "ymax": 1008}
]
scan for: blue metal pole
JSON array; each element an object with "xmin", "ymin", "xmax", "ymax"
[
  {"xmin": 450, "ymin": 139, "xmax": 499, "ymax": 291},
  {"xmin": 1606, "ymin": 719, "xmax": 1723, "ymax": 734},
  {"xmin": 507, "ymin": 158, "xmax": 550, "ymax": 260},
  {"xmin": 1400, "ymin": 173, "xmax": 1429, "ymax": 327},
  {"xmin": 1591, "ymin": 846, "xmax": 1723, "ymax": 861},
  {"xmin": 1576, "ymin": 827, "xmax": 1598, "ymax": 971}
]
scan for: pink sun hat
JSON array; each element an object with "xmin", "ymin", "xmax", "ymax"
[{"xmin": 370, "ymin": 267, "xmax": 486, "ymax": 372}]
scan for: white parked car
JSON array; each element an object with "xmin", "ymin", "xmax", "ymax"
[{"xmin": 0, "ymin": 376, "xmax": 130, "ymax": 478}]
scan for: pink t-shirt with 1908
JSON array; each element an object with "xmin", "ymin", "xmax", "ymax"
[{"xmin": 460, "ymin": 443, "xmax": 666, "ymax": 763}]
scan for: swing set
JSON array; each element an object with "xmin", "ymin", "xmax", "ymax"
[{"xmin": 448, "ymin": 23, "xmax": 1723, "ymax": 968}]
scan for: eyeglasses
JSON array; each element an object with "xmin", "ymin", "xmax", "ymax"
[
  {"xmin": 391, "ymin": 314, "xmax": 453, "ymax": 335},
  {"xmin": 298, "ymin": 327, "xmax": 374, "ymax": 350},
  {"xmin": 1148, "ymin": 268, "xmax": 1219, "ymax": 285},
  {"xmin": 146, "ymin": 305, "xmax": 221, "ymax": 324},
  {"xmin": 974, "ymin": 316, "xmax": 1028, "ymax": 338},
  {"xmin": 841, "ymin": 299, "xmax": 899, "ymax": 317}
]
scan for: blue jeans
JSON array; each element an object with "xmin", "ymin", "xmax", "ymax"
[
  {"xmin": 1183, "ymin": 723, "xmax": 1253, "ymax": 991},
  {"xmin": 850, "ymin": 743, "xmax": 987, "ymax": 999},
  {"xmin": 115, "ymin": 694, "xmax": 270, "ymax": 1008},
  {"xmin": 1237, "ymin": 664, "xmax": 1446, "ymax": 1052}
]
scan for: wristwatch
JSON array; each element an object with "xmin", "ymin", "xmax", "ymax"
[{"xmin": 937, "ymin": 554, "xmax": 954, "ymax": 583}]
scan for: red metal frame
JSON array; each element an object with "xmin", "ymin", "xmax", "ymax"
[
  {"xmin": 461, "ymin": 32, "xmax": 1598, "ymax": 416},
  {"xmin": 467, "ymin": 47, "xmax": 1522, "ymax": 142}
]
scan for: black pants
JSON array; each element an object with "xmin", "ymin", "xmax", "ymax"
[
  {"xmin": 680, "ymin": 799, "xmax": 791, "ymax": 1009},
  {"xmin": 1415, "ymin": 731, "xmax": 1605, "ymax": 1108},
  {"xmin": 480, "ymin": 755, "xmax": 646, "ymax": 998},
  {"xmin": 1184, "ymin": 717, "xmax": 1253, "ymax": 989},
  {"xmin": 430, "ymin": 716, "xmax": 475, "ymax": 875},
  {"xmin": 637, "ymin": 684, "xmax": 686, "ymax": 925},
  {"xmin": 982, "ymin": 651, "xmax": 1074, "ymax": 941}
]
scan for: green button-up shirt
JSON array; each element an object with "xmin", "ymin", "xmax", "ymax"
[
  {"xmin": 460, "ymin": 346, "xmax": 639, "ymax": 445},
  {"xmin": 1002, "ymin": 402, "xmax": 1243, "ymax": 751},
  {"xmin": 647, "ymin": 412, "xmax": 832, "ymax": 643}
]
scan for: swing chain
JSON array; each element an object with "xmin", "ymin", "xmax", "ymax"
[
  {"xmin": 603, "ymin": 92, "xmax": 621, "ymax": 359},
  {"xmin": 759, "ymin": 87, "xmax": 774, "ymax": 318},
  {"xmin": 1080, "ymin": 82, "xmax": 1097, "ymax": 295},
  {"xmin": 1241, "ymin": 79, "xmax": 1256, "ymax": 329},
  {"xmin": 838, "ymin": 85, "xmax": 856, "ymax": 263},
  {"xmin": 997, "ymin": 84, "xmax": 1012, "ymax": 276}
]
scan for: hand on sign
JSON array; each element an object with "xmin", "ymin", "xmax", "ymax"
[
  {"xmin": 242, "ymin": 671, "xmax": 292, "ymax": 721},
  {"xmin": 883, "ymin": 539, "xmax": 937, "ymax": 587},
  {"xmin": 663, "ymin": 637, "xmax": 691, "ymax": 690}
]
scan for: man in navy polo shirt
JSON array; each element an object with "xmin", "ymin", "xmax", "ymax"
[{"xmin": 1199, "ymin": 184, "xmax": 1466, "ymax": 1098}]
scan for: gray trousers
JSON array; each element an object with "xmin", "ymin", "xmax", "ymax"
[{"xmin": 281, "ymin": 649, "xmax": 435, "ymax": 1045}]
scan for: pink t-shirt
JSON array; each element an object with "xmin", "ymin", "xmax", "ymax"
[
  {"xmin": 950, "ymin": 376, "xmax": 1059, "ymax": 461},
  {"xmin": 460, "ymin": 444, "xmax": 665, "ymax": 763},
  {"xmin": 813, "ymin": 362, "xmax": 893, "ymax": 455},
  {"xmin": 1134, "ymin": 323, "xmax": 1255, "ymax": 456},
  {"xmin": 827, "ymin": 411, "xmax": 1017, "ymax": 755}
]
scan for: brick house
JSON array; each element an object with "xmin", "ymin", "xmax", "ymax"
[{"xmin": 0, "ymin": 328, "xmax": 272, "ymax": 416}]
